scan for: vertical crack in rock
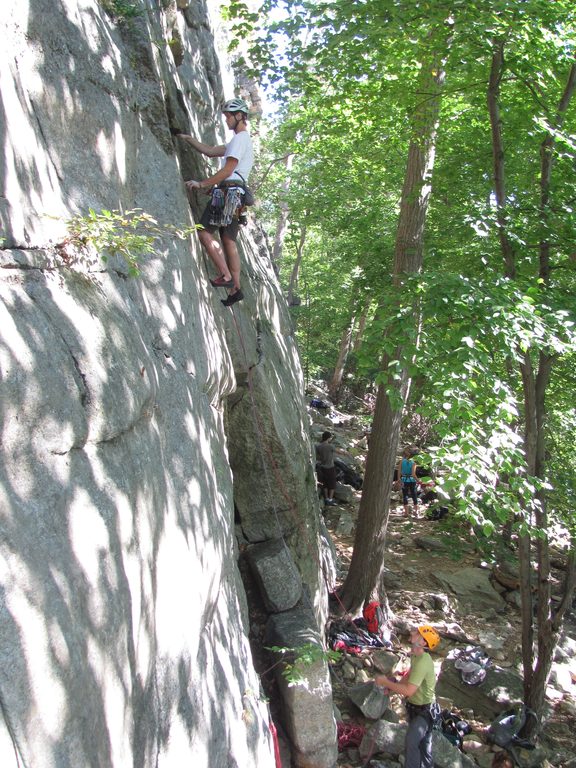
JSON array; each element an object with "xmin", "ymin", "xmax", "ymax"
[{"xmin": 28, "ymin": 96, "xmax": 64, "ymax": 184}]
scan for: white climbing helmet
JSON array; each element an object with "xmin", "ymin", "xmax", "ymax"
[{"xmin": 222, "ymin": 97, "xmax": 249, "ymax": 115}]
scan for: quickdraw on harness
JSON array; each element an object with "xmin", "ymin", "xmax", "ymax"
[
  {"xmin": 208, "ymin": 170, "xmax": 255, "ymax": 228},
  {"xmin": 208, "ymin": 184, "xmax": 245, "ymax": 227}
]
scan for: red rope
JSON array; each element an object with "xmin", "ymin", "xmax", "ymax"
[
  {"xmin": 269, "ymin": 720, "xmax": 282, "ymax": 768},
  {"xmin": 337, "ymin": 721, "xmax": 365, "ymax": 751}
]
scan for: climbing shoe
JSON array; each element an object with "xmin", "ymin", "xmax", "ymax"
[
  {"xmin": 210, "ymin": 274, "xmax": 235, "ymax": 288},
  {"xmin": 221, "ymin": 289, "xmax": 244, "ymax": 307}
]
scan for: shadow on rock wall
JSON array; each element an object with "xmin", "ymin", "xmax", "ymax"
[{"xmin": 0, "ymin": 0, "xmax": 277, "ymax": 766}]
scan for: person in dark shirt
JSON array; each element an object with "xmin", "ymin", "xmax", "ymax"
[
  {"xmin": 397, "ymin": 447, "xmax": 418, "ymax": 518},
  {"xmin": 315, "ymin": 431, "xmax": 337, "ymax": 506}
]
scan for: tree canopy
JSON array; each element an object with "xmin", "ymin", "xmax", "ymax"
[{"xmin": 226, "ymin": 0, "xmax": 576, "ymax": 727}]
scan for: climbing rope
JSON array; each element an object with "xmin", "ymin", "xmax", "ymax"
[
  {"xmin": 336, "ymin": 721, "xmax": 365, "ymax": 750},
  {"xmin": 269, "ymin": 719, "xmax": 283, "ymax": 768},
  {"xmin": 228, "ymin": 303, "xmax": 322, "ymax": 575},
  {"xmin": 0, "ymin": 685, "xmax": 26, "ymax": 767},
  {"xmin": 226, "ymin": 290, "xmax": 385, "ymax": 642}
]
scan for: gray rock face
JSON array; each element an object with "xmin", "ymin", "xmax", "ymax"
[
  {"xmin": 431, "ymin": 731, "xmax": 479, "ymax": 768},
  {"xmin": 359, "ymin": 720, "xmax": 406, "ymax": 760},
  {"xmin": 247, "ymin": 538, "xmax": 303, "ymax": 612},
  {"xmin": 437, "ymin": 658, "xmax": 524, "ymax": 719},
  {"xmin": 266, "ymin": 607, "xmax": 338, "ymax": 768},
  {"xmin": 434, "ymin": 568, "xmax": 505, "ymax": 612},
  {"xmin": 346, "ymin": 681, "xmax": 390, "ymax": 720},
  {"xmin": 0, "ymin": 1, "xmax": 330, "ymax": 767}
]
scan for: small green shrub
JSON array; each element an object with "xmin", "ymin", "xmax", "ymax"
[
  {"xmin": 100, "ymin": 0, "xmax": 142, "ymax": 21},
  {"xmin": 58, "ymin": 208, "xmax": 196, "ymax": 277},
  {"xmin": 266, "ymin": 643, "xmax": 340, "ymax": 686}
]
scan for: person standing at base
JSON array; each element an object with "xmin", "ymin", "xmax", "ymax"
[
  {"xmin": 397, "ymin": 446, "xmax": 419, "ymax": 518},
  {"xmin": 375, "ymin": 625, "xmax": 440, "ymax": 768},
  {"xmin": 179, "ymin": 98, "xmax": 253, "ymax": 307},
  {"xmin": 315, "ymin": 431, "xmax": 337, "ymax": 506}
]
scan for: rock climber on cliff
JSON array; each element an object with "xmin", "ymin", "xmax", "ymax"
[{"xmin": 178, "ymin": 98, "xmax": 253, "ymax": 307}]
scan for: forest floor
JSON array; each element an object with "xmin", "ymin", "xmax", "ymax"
[
  {"xmin": 315, "ymin": 401, "xmax": 576, "ymax": 768},
  {"xmin": 322, "ymin": 494, "xmax": 576, "ymax": 767}
]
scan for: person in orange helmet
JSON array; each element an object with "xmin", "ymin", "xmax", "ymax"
[{"xmin": 375, "ymin": 625, "xmax": 440, "ymax": 768}]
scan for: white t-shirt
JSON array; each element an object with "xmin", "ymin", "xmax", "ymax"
[{"xmin": 223, "ymin": 131, "xmax": 254, "ymax": 182}]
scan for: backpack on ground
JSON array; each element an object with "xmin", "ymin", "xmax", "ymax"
[
  {"xmin": 439, "ymin": 709, "xmax": 472, "ymax": 751},
  {"xmin": 362, "ymin": 601, "xmax": 385, "ymax": 635},
  {"xmin": 426, "ymin": 504, "xmax": 449, "ymax": 521},
  {"xmin": 487, "ymin": 704, "xmax": 538, "ymax": 750},
  {"xmin": 453, "ymin": 645, "xmax": 492, "ymax": 685}
]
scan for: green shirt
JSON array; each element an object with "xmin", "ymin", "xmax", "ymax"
[{"xmin": 407, "ymin": 652, "xmax": 436, "ymax": 705}]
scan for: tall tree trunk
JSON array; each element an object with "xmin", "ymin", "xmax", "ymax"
[
  {"xmin": 328, "ymin": 292, "xmax": 368, "ymax": 403},
  {"xmin": 352, "ymin": 299, "xmax": 370, "ymax": 354},
  {"xmin": 522, "ymin": 62, "xmax": 576, "ymax": 734},
  {"xmin": 338, "ymin": 51, "xmax": 446, "ymax": 612},
  {"xmin": 328, "ymin": 317, "xmax": 355, "ymax": 404},
  {"xmin": 487, "ymin": 50, "xmax": 576, "ymax": 735},
  {"xmin": 272, "ymin": 154, "xmax": 294, "ymax": 273},
  {"xmin": 287, "ymin": 223, "xmax": 307, "ymax": 307},
  {"xmin": 487, "ymin": 39, "xmax": 516, "ymax": 279},
  {"xmin": 523, "ymin": 61, "xmax": 576, "ymax": 729},
  {"xmin": 538, "ymin": 63, "xmax": 576, "ymax": 282}
]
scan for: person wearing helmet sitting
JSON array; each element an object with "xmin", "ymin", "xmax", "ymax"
[
  {"xmin": 179, "ymin": 98, "xmax": 254, "ymax": 307},
  {"xmin": 375, "ymin": 625, "xmax": 440, "ymax": 768}
]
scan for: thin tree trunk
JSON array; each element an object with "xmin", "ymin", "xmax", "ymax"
[
  {"xmin": 352, "ymin": 299, "xmax": 370, "ymax": 354},
  {"xmin": 339, "ymin": 50, "xmax": 447, "ymax": 612},
  {"xmin": 272, "ymin": 154, "xmax": 294, "ymax": 273},
  {"xmin": 487, "ymin": 39, "xmax": 516, "ymax": 279},
  {"xmin": 328, "ymin": 318, "xmax": 355, "ymax": 404},
  {"xmin": 488, "ymin": 51, "xmax": 576, "ymax": 735},
  {"xmin": 539, "ymin": 64, "xmax": 576, "ymax": 282},
  {"xmin": 287, "ymin": 224, "xmax": 307, "ymax": 307}
]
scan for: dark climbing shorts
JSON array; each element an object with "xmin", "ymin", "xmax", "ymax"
[
  {"xmin": 318, "ymin": 466, "xmax": 337, "ymax": 491},
  {"xmin": 402, "ymin": 481, "xmax": 418, "ymax": 506},
  {"xmin": 199, "ymin": 203, "xmax": 240, "ymax": 240}
]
